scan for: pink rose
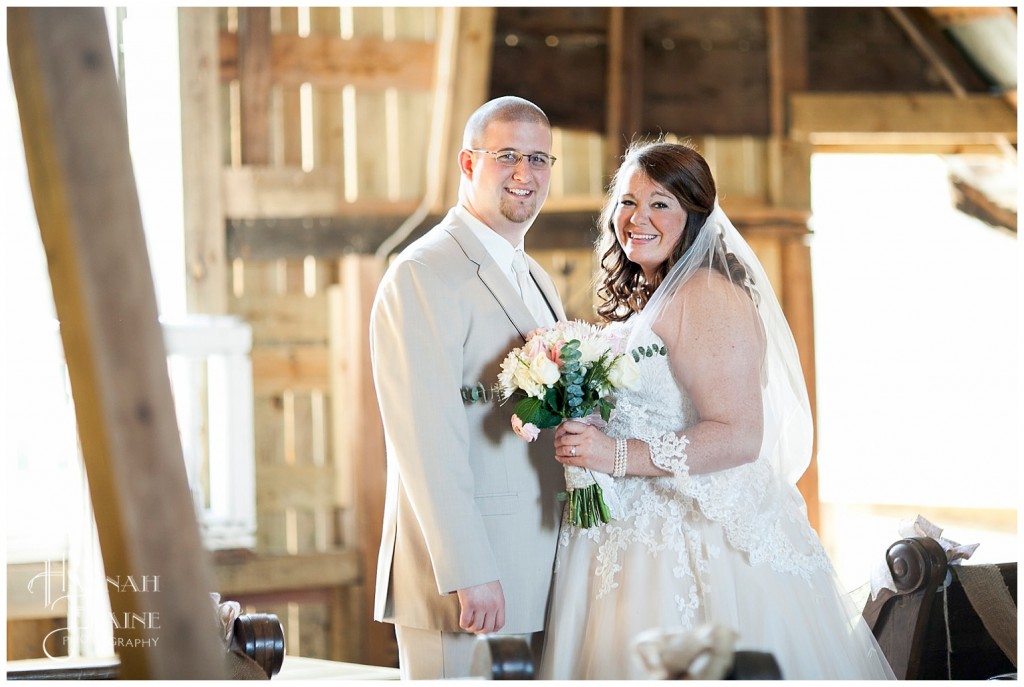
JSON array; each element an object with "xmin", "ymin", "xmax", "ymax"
[
  {"xmin": 547, "ymin": 341, "xmax": 565, "ymax": 366},
  {"xmin": 511, "ymin": 414, "xmax": 541, "ymax": 442}
]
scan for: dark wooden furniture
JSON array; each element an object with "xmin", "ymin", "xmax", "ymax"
[
  {"xmin": 863, "ymin": 536, "xmax": 1017, "ymax": 680},
  {"xmin": 6, "ymin": 613, "xmax": 285, "ymax": 681}
]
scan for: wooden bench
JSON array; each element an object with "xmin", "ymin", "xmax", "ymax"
[{"xmin": 862, "ymin": 536, "xmax": 1017, "ymax": 680}]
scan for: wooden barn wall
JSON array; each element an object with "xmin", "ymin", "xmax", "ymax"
[
  {"xmin": 490, "ymin": 6, "xmax": 992, "ymax": 138},
  {"xmin": 179, "ymin": 5, "xmax": 842, "ymax": 666}
]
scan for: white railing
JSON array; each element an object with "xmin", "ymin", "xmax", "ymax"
[{"xmin": 162, "ymin": 315, "xmax": 256, "ymax": 550}]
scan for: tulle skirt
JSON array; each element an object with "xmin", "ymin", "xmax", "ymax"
[{"xmin": 538, "ymin": 512, "xmax": 895, "ymax": 680}]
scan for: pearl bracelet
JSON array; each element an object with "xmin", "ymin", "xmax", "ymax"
[{"xmin": 613, "ymin": 439, "xmax": 628, "ymax": 478}]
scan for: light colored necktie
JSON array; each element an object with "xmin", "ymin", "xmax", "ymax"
[{"xmin": 512, "ymin": 249, "xmax": 555, "ymax": 326}]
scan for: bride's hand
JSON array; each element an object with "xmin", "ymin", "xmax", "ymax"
[{"xmin": 554, "ymin": 420, "xmax": 615, "ymax": 474}]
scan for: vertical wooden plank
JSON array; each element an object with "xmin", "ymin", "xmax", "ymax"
[
  {"xmin": 744, "ymin": 234, "xmax": 784, "ymax": 303},
  {"xmin": 394, "ymin": 89, "xmax": 432, "ymax": 200},
  {"xmin": 392, "ymin": 8, "xmax": 435, "ymax": 200},
  {"xmin": 330, "ymin": 586, "xmax": 359, "ymax": 663},
  {"xmin": 606, "ymin": 8, "xmax": 643, "ymax": 163},
  {"xmin": 7, "ymin": 7, "xmax": 227, "ymax": 678},
  {"xmin": 348, "ymin": 8, "xmax": 389, "ymax": 202},
  {"xmin": 441, "ymin": 7, "xmax": 495, "ymax": 208},
  {"xmin": 328, "ymin": 256, "xmax": 392, "ymax": 666},
  {"xmin": 180, "ymin": 7, "xmax": 227, "ymax": 314},
  {"xmin": 766, "ymin": 7, "xmax": 808, "ymax": 207},
  {"xmin": 310, "ymin": 7, "xmax": 344, "ymax": 174},
  {"xmin": 238, "ymin": 7, "xmax": 272, "ymax": 165},
  {"xmin": 782, "ymin": 237, "xmax": 820, "ymax": 533},
  {"xmin": 276, "ymin": 7, "xmax": 302, "ymax": 167}
]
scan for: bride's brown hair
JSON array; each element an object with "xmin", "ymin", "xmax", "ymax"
[{"xmin": 595, "ymin": 140, "xmax": 750, "ymax": 322}]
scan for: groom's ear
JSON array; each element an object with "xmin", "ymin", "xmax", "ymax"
[{"xmin": 458, "ymin": 149, "xmax": 476, "ymax": 179}]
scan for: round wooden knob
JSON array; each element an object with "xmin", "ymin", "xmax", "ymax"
[{"xmin": 232, "ymin": 613, "xmax": 285, "ymax": 678}]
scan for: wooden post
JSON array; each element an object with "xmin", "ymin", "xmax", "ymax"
[
  {"xmin": 7, "ymin": 7, "xmax": 227, "ymax": 678},
  {"xmin": 440, "ymin": 7, "xmax": 495, "ymax": 208},
  {"xmin": 606, "ymin": 7, "xmax": 643, "ymax": 164},
  {"xmin": 782, "ymin": 238, "xmax": 820, "ymax": 531},
  {"xmin": 328, "ymin": 256, "xmax": 392, "ymax": 666},
  {"xmin": 179, "ymin": 7, "xmax": 227, "ymax": 315}
]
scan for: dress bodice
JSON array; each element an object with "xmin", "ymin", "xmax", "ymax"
[
  {"xmin": 556, "ymin": 318, "xmax": 833, "ymax": 604},
  {"xmin": 606, "ymin": 323, "xmax": 698, "ymax": 444}
]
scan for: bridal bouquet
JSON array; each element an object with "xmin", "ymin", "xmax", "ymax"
[{"xmin": 497, "ymin": 320, "xmax": 640, "ymax": 528}]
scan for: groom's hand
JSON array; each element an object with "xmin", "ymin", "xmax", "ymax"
[{"xmin": 456, "ymin": 580, "xmax": 505, "ymax": 634}]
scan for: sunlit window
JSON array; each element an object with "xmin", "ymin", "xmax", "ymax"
[{"xmin": 811, "ymin": 153, "xmax": 1020, "ymax": 591}]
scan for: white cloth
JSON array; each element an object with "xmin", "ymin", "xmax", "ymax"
[
  {"xmin": 537, "ymin": 318, "xmax": 895, "ymax": 680},
  {"xmin": 513, "ymin": 249, "xmax": 556, "ymax": 327}
]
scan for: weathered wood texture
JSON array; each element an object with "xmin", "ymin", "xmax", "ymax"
[
  {"xmin": 8, "ymin": 7, "xmax": 227, "ymax": 679},
  {"xmin": 178, "ymin": 6, "xmax": 1013, "ymax": 662},
  {"xmin": 179, "ymin": 7, "xmax": 228, "ymax": 314},
  {"xmin": 200, "ymin": 8, "xmax": 457, "ymax": 665},
  {"xmin": 790, "ymin": 92, "xmax": 1017, "ymax": 146},
  {"xmin": 329, "ymin": 257, "xmax": 393, "ymax": 667},
  {"xmin": 492, "ymin": 7, "xmax": 996, "ymax": 140}
]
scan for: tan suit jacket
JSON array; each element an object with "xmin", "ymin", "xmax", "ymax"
[{"xmin": 370, "ymin": 208, "xmax": 566, "ymax": 634}]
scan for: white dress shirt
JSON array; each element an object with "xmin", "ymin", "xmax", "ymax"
[{"xmin": 454, "ymin": 205, "xmax": 556, "ymax": 326}]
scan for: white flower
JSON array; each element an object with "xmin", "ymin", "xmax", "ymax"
[
  {"xmin": 497, "ymin": 352, "xmax": 522, "ymax": 398},
  {"xmin": 607, "ymin": 353, "xmax": 640, "ymax": 390},
  {"xmin": 514, "ymin": 363, "xmax": 545, "ymax": 398},
  {"xmin": 530, "ymin": 355, "xmax": 560, "ymax": 387}
]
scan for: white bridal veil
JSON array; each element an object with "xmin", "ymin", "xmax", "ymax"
[{"xmin": 626, "ymin": 201, "xmax": 814, "ymax": 487}]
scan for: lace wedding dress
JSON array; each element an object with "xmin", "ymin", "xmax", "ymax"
[{"xmin": 538, "ymin": 320, "xmax": 895, "ymax": 680}]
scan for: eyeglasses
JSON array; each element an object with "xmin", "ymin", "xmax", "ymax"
[{"xmin": 467, "ymin": 149, "xmax": 557, "ymax": 170}]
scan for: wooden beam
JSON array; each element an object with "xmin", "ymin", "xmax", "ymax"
[
  {"xmin": 790, "ymin": 93, "xmax": 1017, "ymax": 145},
  {"xmin": 605, "ymin": 7, "xmax": 643, "ymax": 162},
  {"xmin": 7, "ymin": 7, "xmax": 227, "ymax": 679},
  {"xmin": 441, "ymin": 7, "xmax": 496, "ymax": 208},
  {"xmin": 951, "ymin": 177, "xmax": 1017, "ymax": 234},
  {"xmin": 927, "ymin": 7, "xmax": 1018, "ymax": 26},
  {"xmin": 237, "ymin": 8, "xmax": 272, "ymax": 165},
  {"xmin": 225, "ymin": 205, "xmax": 809, "ymax": 260},
  {"xmin": 767, "ymin": 7, "xmax": 808, "ymax": 138},
  {"xmin": 211, "ymin": 550, "xmax": 360, "ymax": 596},
  {"xmin": 179, "ymin": 8, "xmax": 227, "ymax": 314},
  {"xmin": 222, "ymin": 166, "xmax": 420, "ymax": 218},
  {"xmin": 329, "ymin": 256, "xmax": 391, "ymax": 666},
  {"xmin": 782, "ymin": 238, "xmax": 820, "ymax": 533},
  {"xmin": 886, "ymin": 7, "xmax": 968, "ymax": 98},
  {"xmin": 219, "ymin": 32, "xmax": 437, "ymax": 92},
  {"xmin": 765, "ymin": 7, "xmax": 808, "ymax": 208}
]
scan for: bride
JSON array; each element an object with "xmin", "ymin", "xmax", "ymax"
[{"xmin": 537, "ymin": 141, "xmax": 894, "ymax": 680}]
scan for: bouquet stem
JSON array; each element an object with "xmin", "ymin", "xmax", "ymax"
[{"xmin": 566, "ymin": 480, "xmax": 612, "ymax": 528}]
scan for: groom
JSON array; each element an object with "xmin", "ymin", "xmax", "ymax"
[{"xmin": 369, "ymin": 96, "xmax": 567, "ymax": 679}]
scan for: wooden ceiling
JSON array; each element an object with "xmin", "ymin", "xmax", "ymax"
[
  {"xmin": 489, "ymin": 7, "xmax": 1015, "ymax": 137},
  {"xmin": 487, "ymin": 7, "xmax": 1017, "ymax": 230}
]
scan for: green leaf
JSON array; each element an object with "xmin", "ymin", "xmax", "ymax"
[{"xmin": 513, "ymin": 396, "xmax": 561, "ymax": 429}]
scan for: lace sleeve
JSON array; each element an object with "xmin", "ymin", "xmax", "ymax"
[{"xmin": 647, "ymin": 432, "xmax": 690, "ymax": 479}]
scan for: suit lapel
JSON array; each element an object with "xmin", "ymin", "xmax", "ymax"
[{"xmin": 444, "ymin": 214, "xmax": 539, "ymax": 340}]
